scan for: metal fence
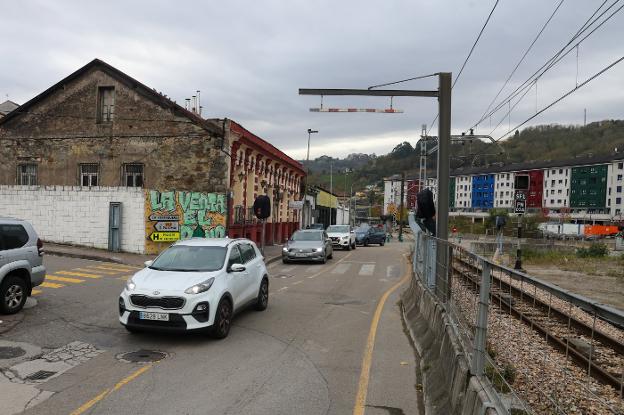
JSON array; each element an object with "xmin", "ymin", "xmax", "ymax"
[{"xmin": 410, "ymin": 215, "xmax": 624, "ymax": 415}]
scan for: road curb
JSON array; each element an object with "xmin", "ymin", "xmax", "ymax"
[{"xmin": 45, "ymin": 249, "xmax": 129, "ymax": 265}]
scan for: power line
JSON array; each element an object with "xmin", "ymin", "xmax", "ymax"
[
  {"xmin": 475, "ymin": 0, "xmax": 566, "ymax": 129},
  {"xmin": 471, "ymin": 0, "xmax": 621, "ymax": 130},
  {"xmin": 494, "ymin": 54, "xmax": 624, "ymax": 141},
  {"xmin": 367, "ymin": 73, "xmax": 438, "ymax": 90},
  {"xmin": 484, "ymin": 0, "xmax": 624, "ymax": 135},
  {"xmin": 426, "ymin": 0, "xmax": 500, "ymax": 135}
]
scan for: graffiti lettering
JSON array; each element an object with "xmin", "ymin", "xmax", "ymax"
[{"xmin": 146, "ymin": 190, "xmax": 227, "ymax": 253}]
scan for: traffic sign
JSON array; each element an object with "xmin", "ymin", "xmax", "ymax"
[
  {"xmin": 149, "ymin": 214, "xmax": 180, "ymax": 221},
  {"xmin": 514, "ymin": 190, "xmax": 527, "ymax": 201},
  {"xmin": 150, "ymin": 232, "xmax": 180, "ymax": 242},
  {"xmin": 154, "ymin": 221, "xmax": 179, "ymax": 232},
  {"xmin": 514, "ymin": 200, "xmax": 526, "ymax": 214}
]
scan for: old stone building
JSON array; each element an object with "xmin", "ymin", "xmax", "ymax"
[
  {"xmin": 0, "ymin": 59, "xmax": 228, "ymax": 191},
  {"xmin": 0, "ymin": 59, "xmax": 305, "ymax": 251}
]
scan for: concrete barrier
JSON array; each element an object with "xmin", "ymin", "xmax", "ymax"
[{"xmin": 401, "ymin": 273, "xmax": 503, "ymax": 415}]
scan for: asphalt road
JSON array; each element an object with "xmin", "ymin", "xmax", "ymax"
[{"xmin": 0, "ymin": 242, "xmax": 423, "ymax": 415}]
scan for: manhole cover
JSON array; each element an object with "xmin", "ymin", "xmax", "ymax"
[
  {"xmin": 0, "ymin": 346, "xmax": 26, "ymax": 359},
  {"xmin": 25, "ymin": 370, "xmax": 56, "ymax": 381},
  {"xmin": 117, "ymin": 349, "xmax": 167, "ymax": 363}
]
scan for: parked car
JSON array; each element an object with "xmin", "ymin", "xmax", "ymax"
[
  {"xmin": 326, "ymin": 225, "xmax": 356, "ymax": 250},
  {"xmin": 355, "ymin": 227, "xmax": 386, "ymax": 246},
  {"xmin": 119, "ymin": 238, "xmax": 268, "ymax": 338},
  {"xmin": 282, "ymin": 229, "xmax": 333, "ymax": 263},
  {"xmin": 0, "ymin": 218, "xmax": 46, "ymax": 314},
  {"xmin": 307, "ymin": 223, "xmax": 325, "ymax": 230}
]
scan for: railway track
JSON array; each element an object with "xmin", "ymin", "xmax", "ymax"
[{"xmin": 452, "ymin": 253, "xmax": 624, "ymax": 393}]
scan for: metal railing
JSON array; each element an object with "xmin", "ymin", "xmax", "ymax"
[{"xmin": 409, "ymin": 214, "xmax": 624, "ymax": 414}]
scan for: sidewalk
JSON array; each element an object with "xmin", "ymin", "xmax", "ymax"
[{"xmin": 44, "ymin": 242, "xmax": 284, "ymax": 267}]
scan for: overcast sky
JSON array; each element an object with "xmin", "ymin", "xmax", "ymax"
[{"xmin": 1, "ymin": 0, "xmax": 623, "ymax": 160}]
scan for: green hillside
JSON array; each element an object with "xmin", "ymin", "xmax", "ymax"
[{"xmin": 303, "ymin": 120, "xmax": 624, "ymax": 195}]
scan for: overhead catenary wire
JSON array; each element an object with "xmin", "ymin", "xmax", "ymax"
[
  {"xmin": 484, "ymin": 0, "xmax": 624, "ymax": 136},
  {"xmin": 475, "ymin": 0, "xmax": 566, "ymax": 130},
  {"xmin": 494, "ymin": 54, "xmax": 624, "ymax": 142},
  {"xmin": 470, "ymin": 0, "xmax": 621, "ymax": 131},
  {"xmin": 426, "ymin": 0, "xmax": 500, "ymax": 136},
  {"xmin": 367, "ymin": 73, "xmax": 439, "ymax": 90}
]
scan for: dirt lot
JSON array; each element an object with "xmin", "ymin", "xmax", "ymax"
[{"xmin": 522, "ymin": 260, "xmax": 624, "ymax": 311}]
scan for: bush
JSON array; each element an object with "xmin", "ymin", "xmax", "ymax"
[{"xmin": 576, "ymin": 242, "xmax": 609, "ymax": 258}]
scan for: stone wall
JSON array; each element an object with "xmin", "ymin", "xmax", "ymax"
[
  {"xmin": 0, "ymin": 186, "xmax": 145, "ymax": 253},
  {"xmin": 0, "ymin": 64, "xmax": 229, "ymax": 193}
]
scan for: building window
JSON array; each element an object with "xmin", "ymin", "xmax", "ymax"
[
  {"xmin": 618, "ymin": 162, "xmax": 623, "ymax": 169},
  {"xmin": 618, "ymin": 186, "xmax": 623, "ymax": 193},
  {"xmin": 17, "ymin": 164, "xmax": 37, "ymax": 185},
  {"xmin": 123, "ymin": 163, "xmax": 143, "ymax": 187},
  {"xmin": 617, "ymin": 174, "xmax": 623, "ymax": 181},
  {"xmin": 617, "ymin": 197, "xmax": 622, "ymax": 204},
  {"xmin": 80, "ymin": 163, "xmax": 99, "ymax": 186},
  {"xmin": 97, "ymin": 86, "xmax": 115, "ymax": 123}
]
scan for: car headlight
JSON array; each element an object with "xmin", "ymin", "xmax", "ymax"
[
  {"xmin": 282, "ymin": 247, "xmax": 289, "ymax": 252},
  {"xmin": 126, "ymin": 279, "xmax": 136, "ymax": 291},
  {"xmin": 184, "ymin": 277, "xmax": 215, "ymax": 295},
  {"xmin": 315, "ymin": 247, "xmax": 323, "ymax": 252},
  {"xmin": 341, "ymin": 236, "xmax": 349, "ymax": 240}
]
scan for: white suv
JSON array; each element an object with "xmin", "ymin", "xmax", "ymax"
[
  {"xmin": 0, "ymin": 218, "xmax": 46, "ymax": 314},
  {"xmin": 119, "ymin": 238, "xmax": 269, "ymax": 338},
  {"xmin": 326, "ymin": 225, "xmax": 356, "ymax": 250}
]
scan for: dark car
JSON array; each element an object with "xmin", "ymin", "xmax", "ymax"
[
  {"xmin": 355, "ymin": 227, "xmax": 386, "ymax": 246},
  {"xmin": 307, "ymin": 223, "xmax": 325, "ymax": 230}
]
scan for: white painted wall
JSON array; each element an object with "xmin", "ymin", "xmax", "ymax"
[
  {"xmin": 383, "ymin": 178, "xmax": 405, "ymax": 215},
  {"xmin": 0, "ymin": 186, "xmax": 146, "ymax": 253},
  {"xmin": 543, "ymin": 167, "xmax": 571, "ymax": 209},
  {"xmin": 336, "ymin": 204, "xmax": 350, "ymax": 225},
  {"xmin": 454, "ymin": 175, "xmax": 472, "ymax": 209},
  {"xmin": 494, "ymin": 172, "xmax": 514, "ymax": 208},
  {"xmin": 607, "ymin": 161, "xmax": 624, "ymax": 218}
]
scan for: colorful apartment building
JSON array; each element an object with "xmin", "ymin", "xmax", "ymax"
[{"xmin": 471, "ymin": 174, "xmax": 495, "ymax": 209}]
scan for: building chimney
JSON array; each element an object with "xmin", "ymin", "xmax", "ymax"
[{"xmin": 192, "ymin": 95, "xmax": 197, "ymax": 114}]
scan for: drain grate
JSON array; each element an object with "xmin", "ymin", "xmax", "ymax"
[
  {"xmin": 118, "ymin": 349, "xmax": 167, "ymax": 363},
  {"xmin": 0, "ymin": 346, "xmax": 26, "ymax": 359},
  {"xmin": 25, "ymin": 370, "xmax": 56, "ymax": 381}
]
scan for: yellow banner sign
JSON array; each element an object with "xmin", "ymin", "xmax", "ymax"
[{"xmin": 150, "ymin": 232, "xmax": 180, "ymax": 242}]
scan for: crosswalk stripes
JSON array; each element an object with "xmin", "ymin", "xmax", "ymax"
[
  {"xmin": 75, "ymin": 268, "xmax": 119, "ymax": 275},
  {"xmin": 55, "ymin": 271, "xmax": 102, "ymax": 279},
  {"xmin": 331, "ymin": 263, "xmax": 350, "ymax": 275},
  {"xmin": 45, "ymin": 275, "xmax": 85, "ymax": 283},
  {"xmin": 91, "ymin": 265, "xmax": 138, "ymax": 272},
  {"xmin": 358, "ymin": 264, "xmax": 375, "ymax": 276},
  {"xmin": 40, "ymin": 281, "xmax": 65, "ymax": 289}
]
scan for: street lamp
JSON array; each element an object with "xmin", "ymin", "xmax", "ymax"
[{"xmin": 303, "ymin": 129, "xmax": 318, "ymax": 228}]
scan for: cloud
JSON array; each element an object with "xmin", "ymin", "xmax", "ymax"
[{"xmin": 1, "ymin": 0, "xmax": 622, "ymax": 160}]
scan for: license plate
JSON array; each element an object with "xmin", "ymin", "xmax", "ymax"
[
  {"xmin": 295, "ymin": 253, "xmax": 307, "ymax": 257},
  {"xmin": 139, "ymin": 311, "xmax": 169, "ymax": 321}
]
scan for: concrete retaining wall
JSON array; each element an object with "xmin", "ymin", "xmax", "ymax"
[
  {"xmin": 401, "ymin": 272, "xmax": 502, "ymax": 415},
  {"xmin": 0, "ymin": 185, "xmax": 145, "ymax": 253}
]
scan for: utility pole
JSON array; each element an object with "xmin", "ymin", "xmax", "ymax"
[
  {"xmin": 303, "ymin": 129, "xmax": 318, "ymax": 228},
  {"xmin": 330, "ymin": 162, "xmax": 333, "ymax": 225},
  {"xmin": 436, "ymin": 73, "xmax": 452, "ymax": 241},
  {"xmin": 399, "ymin": 172, "xmax": 405, "ymax": 242}
]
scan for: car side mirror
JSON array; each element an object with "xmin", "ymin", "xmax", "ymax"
[
  {"xmin": 230, "ymin": 263, "xmax": 246, "ymax": 273},
  {"xmin": 144, "ymin": 260, "xmax": 154, "ymax": 267}
]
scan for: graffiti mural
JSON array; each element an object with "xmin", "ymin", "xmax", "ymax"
[{"xmin": 145, "ymin": 190, "xmax": 227, "ymax": 254}]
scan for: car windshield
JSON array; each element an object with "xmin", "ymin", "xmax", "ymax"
[
  {"xmin": 291, "ymin": 231, "xmax": 322, "ymax": 241},
  {"xmin": 355, "ymin": 229, "xmax": 368, "ymax": 235},
  {"xmin": 150, "ymin": 245, "xmax": 227, "ymax": 272},
  {"xmin": 327, "ymin": 225, "xmax": 349, "ymax": 233}
]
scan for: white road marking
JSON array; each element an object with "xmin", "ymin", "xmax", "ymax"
[
  {"xmin": 331, "ymin": 263, "xmax": 350, "ymax": 274},
  {"xmin": 359, "ymin": 264, "xmax": 375, "ymax": 276},
  {"xmin": 277, "ymin": 287, "xmax": 288, "ymax": 292},
  {"xmin": 307, "ymin": 276, "xmax": 317, "ymax": 279},
  {"xmin": 292, "ymin": 281, "xmax": 303, "ymax": 285},
  {"xmin": 281, "ymin": 266, "xmax": 294, "ymax": 272},
  {"xmin": 386, "ymin": 265, "xmax": 400, "ymax": 278}
]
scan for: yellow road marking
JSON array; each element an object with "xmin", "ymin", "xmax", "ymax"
[
  {"xmin": 45, "ymin": 275, "xmax": 85, "ymax": 283},
  {"xmin": 117, "ymin": 276, "xmax": 131, "ymax": 281},
  {"xmin": 91, "ymin": 265, "xmax": 137, "ymax": 272},
  {"xmin": 69, "ymin": 364, "xmax": 154, "ymax": 415},
  {"xmin": 56, "ymin": 271, "xmax": 102, "ymax": 279},
  {"xmin": 76, "ymin": 268, "xmax": 119, "ymax": 275},
  {"xmin": 31, "ymin": 289, "xmax": 42, "ymax": 295},
  {"xmin": 40, "ymin": 282, "xmax": 65, "ymax": 289},
  {"xmin": 353, "ymin": 256, "xmax": 410, "ymax": 415}
]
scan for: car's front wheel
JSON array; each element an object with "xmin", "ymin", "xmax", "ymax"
[
  {"xmin": 212, "ymin": 298, "xmax": 232, "ymax": 339},
  {"xmin": 1, "ymin": 275, "xmax": 27, "ymax": 315},
  {"xmin": 255, "ymin": 278, "xmax": 269, "ymax": 311}
]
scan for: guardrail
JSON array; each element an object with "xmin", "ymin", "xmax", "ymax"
[{"xmin": 409, "ymin": 213, "xmax": 624, "ymax": 414}]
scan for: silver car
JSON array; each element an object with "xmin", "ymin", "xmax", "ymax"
[
  {"xmin": 0, "ymin": 218, "xmax": 46, "ymax": 314},
  {"xmin": 282, "ymin": 230, "xmax": 333, "ymax": 264}
]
